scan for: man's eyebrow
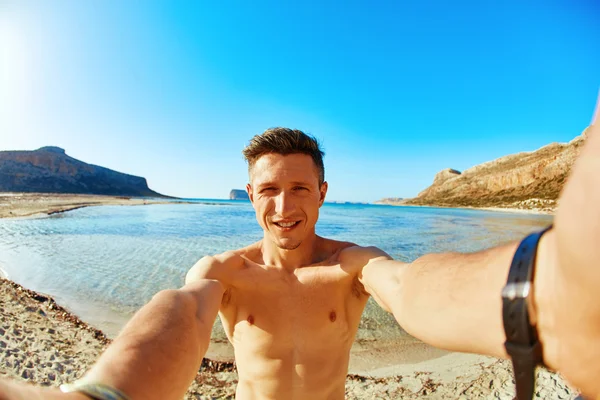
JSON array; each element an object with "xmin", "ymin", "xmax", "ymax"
[
  {"xmin": 256, "ymin": 181, "xmax": 310, "ymax": 188},
  {"xmin": 256, "ymin": 182, "xmax": 276, "ymax": 188}
]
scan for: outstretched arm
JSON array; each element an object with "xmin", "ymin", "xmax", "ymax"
[
  {"xmin": 79, "ymin": 278, "xmax": 224, "ymax": 400},
  {"xmin": 0, "ymin": 279, "xmax": 224, "ymax": 400},
  {"xmin": 362, "ymin": 95, "xmax": 600, "ymax": 398},
  {"xmin": 361, "ymin": 241, "xmax": 520, "ymax": 359}
]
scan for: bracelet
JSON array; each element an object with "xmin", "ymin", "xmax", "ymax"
[
  {"xmin": 502, "ymin": 224, "xmax": 553, "ymax": 400},
  {"xmin": 59, "ymin": 380, "xmax": 131, "ymax": 400}
]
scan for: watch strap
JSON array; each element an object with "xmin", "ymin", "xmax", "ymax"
[
  {"xmin": 59, "ymin": 381, "xmax": 131, "ymax": 400},
  {"xmin": 502, "ymin": 225, "xmax": 552, "ymax": 399}
]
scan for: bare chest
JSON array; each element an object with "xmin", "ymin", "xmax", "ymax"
[{"xmin": 220, "ymin": 265, "xmax": 368, "ymax": 353}]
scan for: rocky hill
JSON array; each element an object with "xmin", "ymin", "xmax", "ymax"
[
  {"xmin": 229, "ymin": 189, "xmax": 250, "ymax": 200},
  {"xmin": 389, "ymin": 127, "xmax": 591, "ymax": 212},
  {"xmin": 375, "ymin": 197, "xmax": 404, "ymax": 205},
  {"xmin": 0, "ymin": 146, "xmax": 167, "ymax": 197}
]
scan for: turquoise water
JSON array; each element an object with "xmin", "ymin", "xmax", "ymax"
[{"xmin": 0, "ymin": 201, "xmax": 552, "ymax": 350}]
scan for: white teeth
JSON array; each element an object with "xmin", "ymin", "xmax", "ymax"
[{"xmin": 277, "ymin": 221, "xmax": 296, "ymax": 227}]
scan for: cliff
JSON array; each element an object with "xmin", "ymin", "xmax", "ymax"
[
  {"xmin": 0, "ymin": 147, "xmax": 167, "ymax": 197},
  {"xmin": 229, "ymin": 189, "xmax": 250, "ymax": 200},
  {"xmin": 391, "ymin": 127, "xmax": 591, "ymax": 212}
]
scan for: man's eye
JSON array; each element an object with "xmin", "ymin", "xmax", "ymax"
[
  {"xmin": 293, "ymin": 186, "xmax": 308, "ymax": 191},
  {"xmin": 261, "ymin": 187, "xmax": 276, "ymax": 193}
]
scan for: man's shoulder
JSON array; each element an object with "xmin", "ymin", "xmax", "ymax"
[
  {"xmin": 337, "ymin": 244, "xmax": 391, "ymax": 265},
  {"xmin": 185, "ymin": 249, "xmax": 247, "ymax": 285},
  {"xmin": 316, "ymin": 237, "xmax": 390, "ymax": 263},
  {"xmin": 201, "ymin": 250, "xmax": 247, "ymax": 268}
]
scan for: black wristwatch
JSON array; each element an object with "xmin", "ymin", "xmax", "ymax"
[{"xmin": 501, "ymin": 225, "xmax": 552, "ymax": 400}]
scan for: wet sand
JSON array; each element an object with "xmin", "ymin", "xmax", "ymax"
[
  {"xmin": 0, "ymin": 192, "xmax": 178, "ymax": 219},
  {"xmin": 375, "ymin": 201, "xmax": 554, "ymax": 216}
]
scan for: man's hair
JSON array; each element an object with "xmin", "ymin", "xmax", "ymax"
[{"xmin": 242, "ymin": 127, "xmax": 325, "ymax": 184}]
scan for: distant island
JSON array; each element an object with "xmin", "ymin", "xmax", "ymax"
[
  {"xmin": 229, "ymin": 189, "xmax": 250, "ymax": 200},
  {"xmin": 374, "ymin": 198, "xmax": 404, "ymax": 205},
  {"xmin": 377, "ymin": 126, "xmax": 591, "ymax": 213},
  {"xmin": 0, "ymin": 146, "xmax": 168, "ymax": 197},
  {"xmin": 326, "ymin": 201, "xmax": 370, "ymax": 205}
]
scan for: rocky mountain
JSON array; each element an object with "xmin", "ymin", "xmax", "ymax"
[
  {"xmin": 0, "ymin": 146, "xmax": 167, "ymax": 197},
  {"xmin": 229, "ymin": 189, "xmax": 250, "ymax": 200},
  {"xmin": 391, "ymin": 127, "xmax": 591, "ymax": 211}
]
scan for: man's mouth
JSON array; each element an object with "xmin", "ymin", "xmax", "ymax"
[{"xmin": 273, "ymin": 220, "xmax": 301, "ymax": 229}]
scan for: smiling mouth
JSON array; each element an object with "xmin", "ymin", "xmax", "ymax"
[{"xmin": 273, "ymin": 221, "xmax": 301, "ymax": 229}]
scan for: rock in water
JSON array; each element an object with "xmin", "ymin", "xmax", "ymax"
[{"xmin": 229, "ymin": 189, "xmax": 249, "ymax": 200}]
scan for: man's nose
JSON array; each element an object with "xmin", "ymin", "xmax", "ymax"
[{"xmin": 274, "ymin": 191, "xmax": 295, "ymax": 217}]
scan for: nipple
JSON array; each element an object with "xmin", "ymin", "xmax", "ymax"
[
  {"xmin": 247, "ymin": 315, "xmax": 255, "ymax": 325},
  {"xmin": 329, "ymin": 311, "xmax": 337, "ymax": 322}
]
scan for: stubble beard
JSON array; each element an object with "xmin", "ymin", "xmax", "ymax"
[
  {"xmin": 276, "ymin": 240, "xmax": 302, "ymax": 251},
  {"xmin": 271, "ymin": 230, "xmax": 302, "ymax": 250}
]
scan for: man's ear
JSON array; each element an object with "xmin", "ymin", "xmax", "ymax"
[
  {"xmin": 246, "ymin": 183, "xmax": 254, "ymax": 203},
  {"xmin": 319, "ymin": 181, "xmax": 328, "ymax": 207}
]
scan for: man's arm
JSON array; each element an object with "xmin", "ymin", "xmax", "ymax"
[
  {"xmin": 0, "ymin": 279, "xmax": 223, "ymax": 400},
  {"xmin": 79, "ymin": 278, "xmax": 224, "ymax": 400},
  {"xmin": 361, "ymin": 242, "xmax": 517, "ymax": 358},
  {"xmin": 362, "ymin": 95, "xmax": 600, "ymax": 398}
]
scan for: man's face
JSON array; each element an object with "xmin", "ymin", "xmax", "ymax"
[{"xmin": 247, "ymin": 153, "xmax": 328, "ymax": 250}]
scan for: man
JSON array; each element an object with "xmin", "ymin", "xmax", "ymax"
[
  {"xmin": 2, "ymin": 103, "xmax": 600, "ymax": 399},
  {"xmin": 181, "ymin": 127, "xmax": 571, "ymax": 398}
]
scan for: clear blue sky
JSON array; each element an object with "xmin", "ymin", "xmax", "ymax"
[{"xmin": 1, "ymin": 0, "xmax": 598, "ymax": 202}]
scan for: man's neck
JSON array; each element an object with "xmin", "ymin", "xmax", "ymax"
[{"xmin": 261, "ymin": 233, "xmax": 320, "ymax": 272}]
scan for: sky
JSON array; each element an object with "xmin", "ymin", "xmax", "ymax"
[{"xmin": 0, "ymin": 1, "xmax": 598, "ymax": 202}]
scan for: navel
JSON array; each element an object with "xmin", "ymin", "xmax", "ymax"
[
  {"xmin": 329, "ymin": 311, "xmax": 337, "ymax": 323},
  {"xmin": 247, "ymin": 315, "xmax": 255, "ymax": 325}
]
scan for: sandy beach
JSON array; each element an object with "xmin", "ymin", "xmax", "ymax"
[
  {"xmin": 0, "ymin": 277, "xmax": 579, "ymax": 399},
  {"xmin": 0, "ymin": 194, "xmax": 577, "ymax": 398},
  {"xmin": 374, "ymin": 201, "xmax": 555, "ymax": 216},
  {"xmin": 0, "ymin": 193, "xmax": 179, "ymax": 219}
]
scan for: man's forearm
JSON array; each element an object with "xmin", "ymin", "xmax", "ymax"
[
  {"xmin": 81, "ymin": 279, "xmax": 223, "ymax": 400},
  {"xmin": 363, "ymin": 242, "xmax": 520, "ymax": 358},
  {"xmin": 400, "ymin": 244, "xmax": 518, "ymax": 357}
]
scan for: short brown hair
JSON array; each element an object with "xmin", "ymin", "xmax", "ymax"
[{"xmin": 243, "ymin": 127, "xmax": 325, "ymax": 184}]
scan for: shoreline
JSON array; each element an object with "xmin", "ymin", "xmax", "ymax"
[
  {"xmin": 0, "ymin": 192, "xmax": 555, "ymax": 219},
  {"xmin": 0, "ymin": 192, "xmax": 189, "ymax": 219},
  {"xmin": 0, "ymin": 192, "xmax": 556, "ymax": 219},
  {"xmin": 0, "ymin": 276, "xmax": 578, "ymax": 399},
  {"xmin": 374, "ymin": 201, "xmax": 555, "ymax": 216}
]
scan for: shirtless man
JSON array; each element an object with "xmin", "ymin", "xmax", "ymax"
[
  {"xmin": 180, "ymin": 126, "xmax": 593, "ymax": 398},
  {"xmin": 185, "ymin": 129, "xmax": 384, "ymax": 398},
  {"xmin": 3, "ymin": 101, "xmax": 600, "ymax": 399}
]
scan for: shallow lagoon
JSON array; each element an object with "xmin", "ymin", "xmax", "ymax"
[{"xmin": 0, "ymin": 201, "xmax": 552, "ymax": 365}]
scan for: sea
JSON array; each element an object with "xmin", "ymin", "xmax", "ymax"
[{"xmin": 0, "ymin": 200, "xmax": 552, "ymax": 364}]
